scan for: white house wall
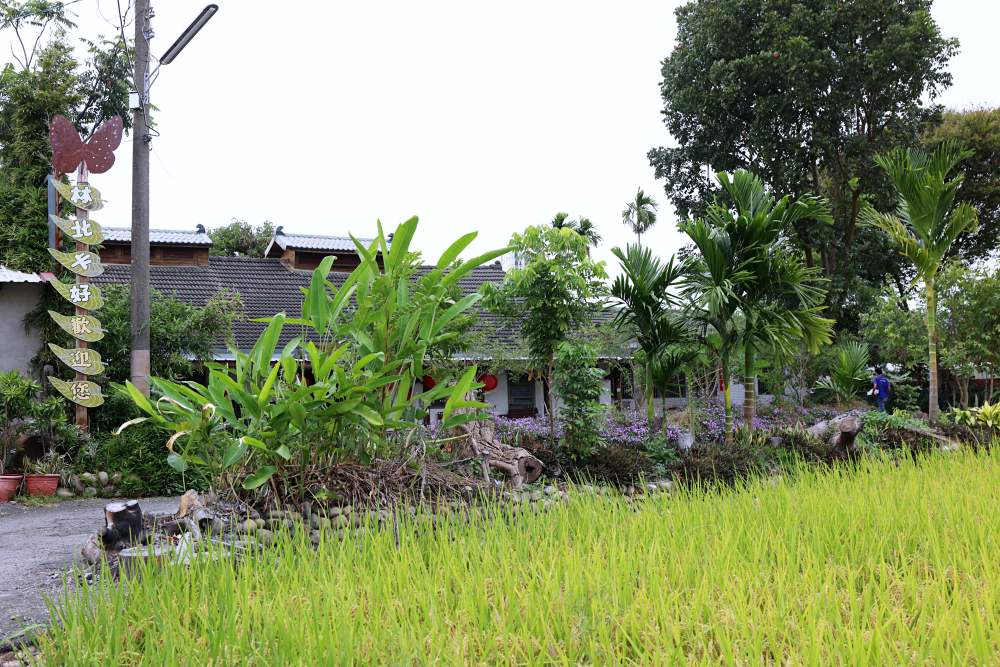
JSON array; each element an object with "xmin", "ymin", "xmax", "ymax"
[{"xmin": 0, "ymin": 283, "xmax": 42, "ymax": 375}]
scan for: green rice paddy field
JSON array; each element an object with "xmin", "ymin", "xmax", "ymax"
[{"xmin": 37, "ymin": 450, "xmax": 1000, "ymax": 665}]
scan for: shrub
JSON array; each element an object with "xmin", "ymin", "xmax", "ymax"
[
  {"xmin": 87, "ymin": 423, "xmax": 208, "ymax": 497},
  {"xmin": 553, "ymin": 341, "xmax": 605, "ymax": 460},
  {"xmin": 773, "ymin": 426, "xmax": 839, "ymax": 462},
  {"xmin": 571, "ymin": 445, "xmax": 654, "ymax": 485},
  {"xmin": 0, "ymin": 370, "xmax": 39, "ymax": 473},
  {"xmin": 121, "ymin": 218, "xmax": 507, "ymax": 503},
  {"xmin": 813, "ymin": 341, "xmax": 870, "ymax": 407},
  {"xmin": 859, "ymin": 410, "xmax": 937, "ymax": 452},
  {"xmin": 681, "ymin": 427, "xmax": 779, "ymax": 482}
]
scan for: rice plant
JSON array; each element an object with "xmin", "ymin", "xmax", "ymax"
[{"xmin": 35, "ymin": 450, "xmax": 1000, "ymax": 665}]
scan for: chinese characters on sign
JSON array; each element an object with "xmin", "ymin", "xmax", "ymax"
[{"xmin": 46, "ymin": 114, "xmax": 123, "ymax": 417}]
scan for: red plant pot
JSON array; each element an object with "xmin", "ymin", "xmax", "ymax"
[
  {"xmin": 24, "ymin": 474, "xmax": 60, "ymax": 497},
  {"xmin": 0, "ymin": 475, "xmax": 22, "ymax": 502}
]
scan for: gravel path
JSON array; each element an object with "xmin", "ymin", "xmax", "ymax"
[{"xmin": 0, "ymin": 496, "xmax": 180, "ymax": 641}]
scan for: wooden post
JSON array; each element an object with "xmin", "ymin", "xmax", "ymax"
[{"xmin": 74, "ymin": 163, "xmax": 90, "ymax": 431}]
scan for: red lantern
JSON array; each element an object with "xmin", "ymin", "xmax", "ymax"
[
  {"xmin": 479, "ymin": 373, "xmax": 499, "ymax": 392},
  {"xmin": 422, "ymin": 375, "xmax": 436, "ymax": 390}
]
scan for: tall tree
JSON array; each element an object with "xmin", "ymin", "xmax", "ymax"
[
  {"xmin": 483, "ymin": 225, "xmax": 607, "ymax": 439},
  {"xmin": 862, "ymin": 143, "xmax": 979, "ymax": 423},
  {"xmin": 0, "ymin": 2, "xmax": 132, "ymax": 272},
  {"xmin": 923, "ymin": 108, "xmax": 1000, "ymax": 262},
  {"xmin": 209, "ymin": 219, "xmax": 275, "ymax": 257},
  {"xmin": 550, "ymin": 212, "xmax": 602, "ymax": 247},
  {"xmin": 649, "ymin": 0, "xmax": 957, "ymax": 331},
  {"xmin": 704, "ymin": 171, "xmax": 834, "ymax": 426},
  {"xmin": 609, "ymin": 244, "xmax": 687, "ymax": 428},
  {"xmin": 621, "ymin": 189, "xmax": 658, "ymax": 243}
]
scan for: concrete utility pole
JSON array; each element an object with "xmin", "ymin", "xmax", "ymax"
[{"xmin": 131, "ymin": 0, "xmax": 152, "ymax": 395}]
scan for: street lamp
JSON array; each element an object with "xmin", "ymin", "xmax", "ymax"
[
  {"xmin": 160, "ymin": 5, "xmax": 219, "ymax": 65},
  {"xmin": 130, "ymin": 3, "xmax": 219, "ymax": 396}
]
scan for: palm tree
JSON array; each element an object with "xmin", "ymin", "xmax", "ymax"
[
  {"xmin": 704, "ymin": 171, "xmax": 834, "ymax": 426},
  {"xmin": 862, "ymin": 142, "xmax": 979, "ymax": 423},
  {"xmin": 679, "ymin": 170, "xmax": 833, "ymax": 438},
  {"xmin": 551, "ymin": 212, "xmax": 602, "ymax": 251},
  {"xmin": 610, "ymin": 244, "xmax": 687, "ymax": 428},
  {"xmin": 622, "ymin": 189, "xmax": 658, "ymax": 244},
  {"xmin": 679, "ymin": 219, "xmax": 746, "ymax": 441}
]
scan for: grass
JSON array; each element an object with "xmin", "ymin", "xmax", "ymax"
[{"xmin": 36, "ymin": 450, "xmax": 1000, "ymax": 665}]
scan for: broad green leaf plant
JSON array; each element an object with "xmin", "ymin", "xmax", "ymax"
[{"xmin": 119, "ymin": 217, "xmax": 507, "ymax": 501}]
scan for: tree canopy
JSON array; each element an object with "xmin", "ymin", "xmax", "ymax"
[
  {"xmin": 0, "ymin": 2, "xmax": 132, "ymax": 272},
  {"xmin": 649, "ymin": 0, "xmax": 958, "ymax": 331},
  {"xmin": 923, "ymin": 107, "xmax": 1000, "ymax": 262},
  {"xmin": 208, "ymin": 219, "xmax": 275, "ymax": 257}
]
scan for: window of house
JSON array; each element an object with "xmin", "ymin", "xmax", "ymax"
[{"xmin": 507, "ymin": 374, "xmax": 536, "ymax": 413}]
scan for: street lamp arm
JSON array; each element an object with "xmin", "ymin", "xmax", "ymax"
[{"xmin": 159, "ymin": 4, "xmax": 218, "ymax": 65}]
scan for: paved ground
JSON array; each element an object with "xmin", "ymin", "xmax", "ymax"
[{"xmin": 0, "ymin": 496, "xmax": 180, "ymax": 641}]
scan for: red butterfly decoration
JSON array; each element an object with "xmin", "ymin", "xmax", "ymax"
[{"xmin": 49, "ymin": 115, "xmax": 124, "ymax": 175}]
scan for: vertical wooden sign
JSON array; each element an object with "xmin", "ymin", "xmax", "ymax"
[{"xmin": 46, "ymin": 115, "xmax": 124, "ymax": 429}]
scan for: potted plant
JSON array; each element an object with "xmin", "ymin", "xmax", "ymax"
[
  {"xmin": 24, "ymin": 452, "xmax": 66, "ymax": 497},
  {"xmin": 0, "ymin": 371, "xmax": 38, "ymax": 502}
]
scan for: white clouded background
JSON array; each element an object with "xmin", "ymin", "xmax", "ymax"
[{"xmin": 5, "ymin": 1, "xmax": 1000, "ymax": 273}]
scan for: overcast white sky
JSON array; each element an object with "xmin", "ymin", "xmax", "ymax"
[{"xmin": 6, "ymin": 1, "xmax": 1000, "ymax": 272}]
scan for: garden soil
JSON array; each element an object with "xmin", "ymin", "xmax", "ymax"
[{"xmin": 0, "ymin": 495, "xmax": 180, "ymax": 642}]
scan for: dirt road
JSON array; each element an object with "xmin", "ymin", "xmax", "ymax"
[{"xmin": 0, "ymin": 496, "xmax": 180, "ymax": 641}]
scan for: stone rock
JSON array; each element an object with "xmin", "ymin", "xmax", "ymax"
[
  {"xmin": 332, "ymin": 514, "xmax": 349, "ymax": 528},
  {"xmin": 529, "ymin": 490, "xmax": 543, "ymax": 502},
  {"xmin": 68, "ymin": 474, "xmax": 85, "ymax": 493},
  {"xmin": 254, "ymin": 518, "xmax": 265, "ymax": 529},
  {"xmin": 97, "ymin": 471, "xmax": 109, "ymax": 486},
  {"xmin": 268, "ymin": 518, "xmax": 292, "ymax": 531},
  {"xmin": 256, "ymin": 529, "xmax": 274, "ymax": 545},
  {"xmin": 544, "ymin": 485, "xmax": 558, "ymax": 496},
  {"xmin": 267, "ymin": 510, "xmax": 286, "ymax": 520},
  {"xmin": 239, "ymin": 519, "xmax": 258, "ymax": 533},
  {"xmin": 55, "ymin": 487, "xmax": 75, "ymax": 499},
  {"xmin": 82, "ymin": 486, "xmax": 98, "ymax": 498},
  {"xmin": 79, "ymin": 472, "xmax": 96, "ymax": 485},
  {"xmin": 314, "ymin": 517, "xmax": 331, "ymax": 530},
  {"xmin": 310, "ymin": 530, "xmax": 321, "ymax": 545},
  {"xmin": 328, "ymin": 506, "xmax": 342, "ymax": 517}
]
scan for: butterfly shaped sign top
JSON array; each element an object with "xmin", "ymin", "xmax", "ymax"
[{"xmin": 49, "ymin": 115, "xmax": 124, "ymax": 175}]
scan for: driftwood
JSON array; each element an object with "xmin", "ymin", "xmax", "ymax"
[
  {"xmin": 808, "ymin": 414, "xmax": 863, "ymax": 458},
  {"xmin": 455, "ymin": 421, "xmax": 543, "ymax": 489},
  {"xmin": 99, "ymin": 499, "xmax": 144, "ymax": 549}
]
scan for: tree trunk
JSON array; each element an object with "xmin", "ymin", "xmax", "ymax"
[
  {"xmin": 742, "ymin": 345, "xmax": 756, "ymax": 428},
  {"xmin": 686, "ymin": 372, "xmax": 697, "ymax": 442},
  {"xmin": 546, "ymin": 360, "xmax": 555, "ymax": 441},
  {"xmin": 661, "ymin": 394, "xmax": 668, "ymax": 435},
  {"xmin": 645, "ymin": 359, "xmax": 655, "ymax": 429},
  {"xmin": 456, "ymin": 421, "xmax": 543, "ymax": 489},
  {"xmin": 927, "ymin": 278, "xmax": 940, "ymax": 423},
  {"xmin": 721, "ymin": 360, "xmax": 733, "ymax": 443}
]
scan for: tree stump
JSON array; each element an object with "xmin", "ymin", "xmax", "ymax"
[
  {"xmin": 100, "ymin": 499, "xmax": 144, "ymax": 550},
  {"xmin": 455, "ymin": 421, "xmax": 543, "ymax": 489},
  {"xmin": 807, "ymin": 414, "xmax": 863, "ymax": 459}
]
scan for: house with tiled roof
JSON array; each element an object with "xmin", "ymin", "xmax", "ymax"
[
  {"xmin": 0, "ymin": 265, "xmax": 45, "ymax": 374},
  {"xmin": 82, "ymin": 227, "xmax": 624, "ymax": 420}
]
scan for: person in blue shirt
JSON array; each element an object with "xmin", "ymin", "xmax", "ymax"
[{"xmin": 872, "ymin": 367, "xmax": 891, "ymax": 412}]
